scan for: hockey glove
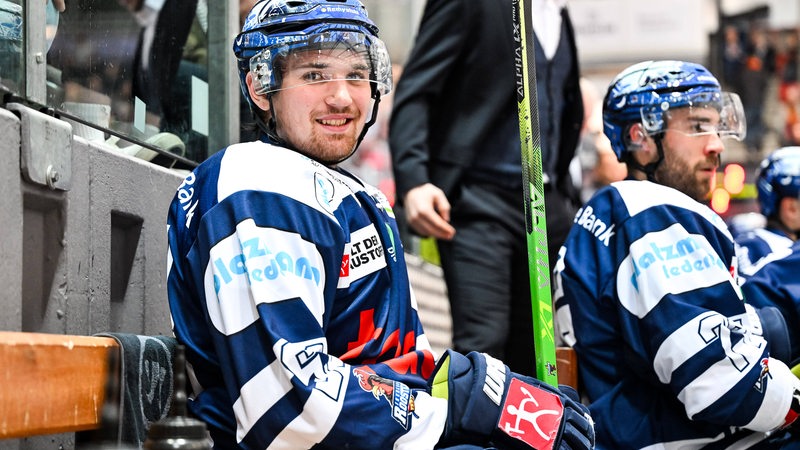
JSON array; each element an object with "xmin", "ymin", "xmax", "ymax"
[
  {"xmin": 754, "ymin": 306, "xmax": 792, "ymax": 364},
  {"xmin": 429, "ymin": 350, "xmax": 594, "ymax": 450}
]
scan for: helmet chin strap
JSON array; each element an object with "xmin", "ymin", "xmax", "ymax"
[{"xmin": 252, "ymin": 93, "xmax": 382, "ymax": 167}]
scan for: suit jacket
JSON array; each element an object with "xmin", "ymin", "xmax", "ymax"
[{"xmin": 389, "ymin": 0, "xmax": 583, "ymax": 204}]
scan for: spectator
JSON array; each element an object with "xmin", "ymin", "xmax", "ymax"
[
  {"xmin": 120, "ymin": 0, "xmax": 208, "ymax": 162},
  {"xmin": 782, "ymin": 82, "xmax": 800, "ymax": 146},
  {"xmin": 740, "ymin": 25, "xmax": 776, "ymax": 154},
  {"xmin": 721, "ymin": 25, "xmax": 744, "ymax": 92},
  {"xmin": 388, "ymin": 0, "xmax": 583, "ymax": 376},
  {"xmin": 553, "ymin": 60, "xmax": 800, "ymax": 448},
  {"xmin": 736, "ymin": 146, "xmax": 800, "ymax": 277},
  {"xmin": 776, "ymin": 29, "xmax": 799, "ymax": 95},
  {"xmin": 165, "ymin": 0, "xmax": 595, "ymax": 448}
]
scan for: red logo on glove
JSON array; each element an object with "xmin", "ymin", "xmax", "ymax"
[{"xmin": 498, "ymin": 378, "xmax": 564, "ymax": 450}]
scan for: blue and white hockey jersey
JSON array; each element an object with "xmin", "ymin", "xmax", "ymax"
[
  {"xmin": 553, "ymin": 179, "xmax": 800, "ymax": 449},
  {"xmin": 735, "ymin": 227, "xmax": 794, "ymax": 278},
  {"xmin": 166, "ymin": 140, "xmax": 448, "ymax": 449}
]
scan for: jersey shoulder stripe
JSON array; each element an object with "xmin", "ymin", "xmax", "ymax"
[{"xmin": 217, "ymin": 142, "xmax": 354, "ymax": 220}]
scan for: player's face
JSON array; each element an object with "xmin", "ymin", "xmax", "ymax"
[
  {"xmin": 655, "ymin": 107, "xmax": 725, "ymax": 201},
  {"xmin": 271, "ymin": 50, "xmax": 373, "ymax": 164}
]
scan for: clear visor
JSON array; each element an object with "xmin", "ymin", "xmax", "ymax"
[
  {"xmin": 642, "ymin": 91, "xmax": 747, "ymax": 141},
  {"xmin": 249, "ymin": 31, "xmax": 392, "ymax": 97}
]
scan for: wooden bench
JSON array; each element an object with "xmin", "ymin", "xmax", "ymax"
[
  {"xmin": 0, "ymin": 330, "xmax": 180, "ymax": 445},
  {"xmin": 0, "ymin": 331, "xmax": 580, "ymax": 442},
  {"xmin": 556, "ymin": 346, "xmax": 579, "ymax": 390},
  {"xmin": 0, "ymin": 331, "xmax": 118, "ymax": 439}
]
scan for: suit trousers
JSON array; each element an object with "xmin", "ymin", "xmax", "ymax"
[{"xmin": 436, "ymin": 180, "xmax": 576, "ymax": 376}]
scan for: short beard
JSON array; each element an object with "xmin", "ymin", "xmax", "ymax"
[{"xmin": 655, "ymin": 153, "xmax": 717, "ymax": 202}]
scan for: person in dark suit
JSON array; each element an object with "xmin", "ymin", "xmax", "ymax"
[
  {"xmin": 388, "ymin": 0, "xmax": 582, "ymax": 375},
  {"xmin": 122, "ymin": 0, "xmax": 207, "ymax": 162}
]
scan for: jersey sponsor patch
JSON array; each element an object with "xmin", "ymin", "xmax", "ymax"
[
  {"xmin": 617, "ymin": 224, "xmax": 731, "ymax": 318},
  {"xmin": 205, "ymin": 220, "xmax": 326, "ymax": 334},
  {"xmin": 754, "ymin": 357, "xmax": 771, "ymax": 393},
  {"xmin": 498, "ymin": 378, "xmax": 564, "ymax": 450},
  {"xmin": 353, "ymin": 366, "xmax": 416, "ymax": 429},
  {"xmin": 337, "ymin": 224, "xmax": 387, "ymax": 288}
]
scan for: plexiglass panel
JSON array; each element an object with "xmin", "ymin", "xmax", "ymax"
[
  {"xmin": 46, "ymin": 0, "xmax": 209, "ymax": 165},
  {"xmin": 0, "ymin": 0, "xmax": 25, "ymax": 93}
]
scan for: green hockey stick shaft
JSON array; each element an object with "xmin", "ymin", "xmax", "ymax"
[{"xmin": 512, "ymin": 0, "xmax": 558, "ymax": 386}]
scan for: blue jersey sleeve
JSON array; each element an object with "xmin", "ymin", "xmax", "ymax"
[
  {"xmin": 167, "ymin": 143, "xmax": 447, "ymax": 449},
  {"xmin": 735, "ymin": 227, "xmax": 794, "ymax": 278},
  {"xmin": 741, "ymin": 242, "xmax": 800, "ymax": 365}
]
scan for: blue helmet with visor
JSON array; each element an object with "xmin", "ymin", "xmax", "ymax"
[
  {"xmin": 756, "ymin": 146, "xmax": 800, "ymax": 218},
  {"xmin": 234, "ymin": 0, "xmax": 391, "ymax": 105},
  {"xmin": 233, "ymin": 0, "xmax": 392, "ymax": 152},
  {"xmin": 602, "ymin": 60, "xmax": 746, "ymax": 162}
]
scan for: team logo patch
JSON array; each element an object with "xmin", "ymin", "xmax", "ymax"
[
  {"xmin": 353, "ymin": 366, "xmax": 416, "ymax": 429},
  {"xmin": 498, "ymin": 378, "xmax": 564, "ymax": 450},
  {"xmin": 754, "ymin": 357, "xmax": 771, "ymax": 393},
  {"xmin": 314, "ymin": 172, "xmax": 335, "ymax": 212}
]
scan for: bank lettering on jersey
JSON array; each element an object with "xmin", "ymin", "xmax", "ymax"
[
  {"xmin": 574, "ymin": 205, "xmax": 615, "ymax": 246},
  {"xmin": 176, "ymin": 172, "xmax": 199, "ymax": 228},
  {"xmin": 338, "ymin": 224, "xmax": 387, "ymax": 288}
]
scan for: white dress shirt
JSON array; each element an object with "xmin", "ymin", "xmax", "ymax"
[{"xmin": 531, "ymin": 0, "xmax": 566, "ymax": 60}]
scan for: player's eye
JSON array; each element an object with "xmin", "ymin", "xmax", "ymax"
[{"xmin": 302, "ymin": 71, "xmax": 328, "ymax": 82}]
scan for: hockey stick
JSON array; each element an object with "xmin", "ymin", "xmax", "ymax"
[{"xmin": 512, "ymin": 0, "xmax": 558, "ymax": 386}]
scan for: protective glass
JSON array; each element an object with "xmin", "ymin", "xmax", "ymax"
[
  {"xmin": 248, "ymin": 31, "xmax": 392, "ymax": 97},
  {"xmin": 642, "ymin": 91, "xmax": 747, "ymax": 141}
]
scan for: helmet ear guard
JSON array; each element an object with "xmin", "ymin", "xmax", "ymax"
[{"xmin": 249, "ymin": 50, "xmax": 274, "ymax": 97}]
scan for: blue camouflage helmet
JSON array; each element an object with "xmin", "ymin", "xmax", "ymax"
[
  {"xmin": 602, "ymin": 60, "xmax": 746, "ymax": 161},
  {"xmin": 756, "ymin": 146, "xmax": 800, "ymax": 218},
  {"xmin": 233, "ymin": 0, "xmax": 392, "ymax": 108}
]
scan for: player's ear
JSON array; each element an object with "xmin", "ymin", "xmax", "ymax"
[
  {"xmin": 628, "ymin": 123, "xmax": 646, "ymax": 146},
  {"xmin": 246, "ymin": 72, "xmax": 271, "ymax": 113}
]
